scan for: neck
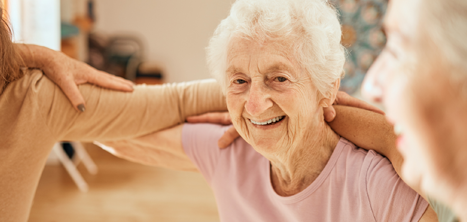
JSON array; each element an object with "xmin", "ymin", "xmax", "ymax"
[{"xmin": 268, "ymin": 121, "xmax": 340, "ymax": 196}]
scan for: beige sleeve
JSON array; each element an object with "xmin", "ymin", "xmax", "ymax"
[{"xmin": 35, "ymin": 71, "xmax": 227, "ymax": 141}]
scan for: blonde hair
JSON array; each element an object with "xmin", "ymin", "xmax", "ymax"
[
  {"xmin": 0, "ymin": 9, "xmax": 24, "ymax": 93},
  {"xmin": 206, "ymin": 0, "xmax": 345, "ymax": 98}
]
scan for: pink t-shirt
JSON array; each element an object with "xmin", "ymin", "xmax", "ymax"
[{"xmin": 182, "ymin": 123, "xmax": 428, "ymax": 222}]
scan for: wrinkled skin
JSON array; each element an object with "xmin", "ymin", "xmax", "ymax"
[{"xmin": 224, "ymin": 36, "xmax": 340, "ymax": 196}]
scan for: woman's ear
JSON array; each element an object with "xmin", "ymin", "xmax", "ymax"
[{"xmin": 318, "ymin": 79, "xmax": 341, "ymax": 107}]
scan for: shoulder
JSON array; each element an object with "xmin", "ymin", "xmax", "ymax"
[
  {"xmin": 335, "ymin": 138, "xmax": 395, "ymax": 185},
  {"xmin": 2, "ymin": 69, "xmax": 50, "ymax": 94},
  {"xmin": 181, "ymin": 123, "xmax": 231, "ymax": 159},
  {"xmin": 337, "ymin": 138, "xmax": 389, "ymax": 166},
  {"xmin": 182, "ymin": 123, "xmax": 230, "ymax": 144},
  {"xmin": 181, "ymin": 123, "xmax": 255, "ymax": 184},
  {"xmin": 182, "ymin": 123, "xmax": 255, "ymax": 151},
  {"xmin": 181, "ymin": 123, "xmax": 259, "ymax": 161},
  {"xmin": 3, "ymin": 68, "xmax": 60, "ymax": 108},
  {"xmin": 0, "ymin": 69, "xmax": 52, "ymax": 112}
]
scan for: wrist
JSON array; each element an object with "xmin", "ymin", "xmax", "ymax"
[{"xmin": 16, "ymin": 44, "xmax": 55, "ymax": 69}]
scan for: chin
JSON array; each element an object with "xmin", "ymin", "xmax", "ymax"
[{"xmin": 251, "ymin": 138, "xmax": 277, "ymax": 150}]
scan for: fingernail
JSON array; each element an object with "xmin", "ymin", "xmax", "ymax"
[{"xmin": 77, "ymin": 104, "xmax": 86, "ymax": 112}]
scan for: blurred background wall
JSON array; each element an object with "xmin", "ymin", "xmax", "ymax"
[{"xmin": 94, "ymin": 0, "xmax": 232, "ymax": 83}]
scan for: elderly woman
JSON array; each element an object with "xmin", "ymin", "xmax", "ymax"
[
  {"xmin": 100, "ymin": 0, "xmax": 435, "ymax": 221},
  {"xmin": 360, "ymin": 0, "xmax": 467, "ymax": 221}
]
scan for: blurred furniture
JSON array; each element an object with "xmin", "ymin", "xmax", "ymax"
[
  {"xmin": 53, "ymin": 142, "xmax": 98, "ymax": 192},
  {"xmin": 105, "ymin": 35, "xmax": 144, "ymax": 80},
  {"xmin": 60, "ymin": 0, "xmax": 94, "ymax": 61},
  {"xmin": 135, "ymin": 62, "xmax": 164, "ymax": 85},
  {"xmin": 88, "ymin": 33, "xmax": 164, "ymax": 84}
]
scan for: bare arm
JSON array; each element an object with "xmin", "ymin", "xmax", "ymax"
[
  {"xmin": 328, "ymin": 106, "xmax": 438, "ymax": 222},
  {"xmin": 186, "ymin": 98, "xmax": 439, "ymax": 221},
  {"xmin": 328, "ymin": 105, "xmax": 401, "ymax": 174}
]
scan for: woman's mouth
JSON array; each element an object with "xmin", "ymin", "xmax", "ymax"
[{"xmin": 250, "ymin": 116, "xmax": 285, "ymax": 126}]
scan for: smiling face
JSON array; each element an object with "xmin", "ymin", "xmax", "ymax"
[
  {"xmin": 362, "ymin": 0, "xmax": 428, "ymax": 189},
  {"xmin": 225, "ymin": 36, "xmax": 332, "ymax": 158},
  {"xmin": 362, "ymin": 0, "xmax": 467, "ymax": 199}
]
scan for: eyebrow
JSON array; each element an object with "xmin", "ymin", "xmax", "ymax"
[
  {"xmin": 266, "ymin": 62, "xmax": 293, "ymax": 72},
  {"xmin": 226, "ymin": 61, "xmax": 296, "ymax": 76},
  {"xmin": 225, "ymin": 66, "xmax": 243, "ymax": 77}
]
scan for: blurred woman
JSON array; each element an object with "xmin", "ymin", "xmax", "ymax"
[{"xmin": 362, "ymin": 0, "xmax": 467, "ymax": 220}]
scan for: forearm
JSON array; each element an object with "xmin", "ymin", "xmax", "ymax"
[
  {"xmin": 329, "ymin": 105, "xmax": 434, "ymax": 201},
  {"xmin": 39, "ymin": 75, "xmax": 227, "ymax": 141},
  {"xmin": 328, "ymin": 105, "xmax": 397, "ymax": 161}
]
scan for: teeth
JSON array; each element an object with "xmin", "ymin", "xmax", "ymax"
[
  {"xmin": 394, "ymin": 123, "xmax": 403, "ymax": 136},
  {"xmin": 250, "ymin": 116, "xmax": 284, "ymax": 125}
]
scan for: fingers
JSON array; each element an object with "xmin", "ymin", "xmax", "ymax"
[
  {"xmin": 323, "ymin": 106, "xmax": 336, "ymax": 122},
  {"xmin": 335, "ymin": 91, "xmax": 385, "ymax": 115},
  {"xmin": 186, "ymin": 112, "xmax": 232, "ymax": 125},
  {"xmin": 58, "ymin": 76, "xmax": 87, "ymax": 112},
  {"xmin": 218, "ymin": 126, "xmax": 240, "ymax": 148},
  {"xmin": 87, "ymin": 69, "xmax": 134, "ymax": 92}
]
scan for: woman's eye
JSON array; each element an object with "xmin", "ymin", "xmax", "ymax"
[
  {"xmin": 276, "ymin": 77, "xmax": 287, "ymax": 82},
  {"xmin": 235, "ymin": 79, "xmax": 247, "ymax": 84}
]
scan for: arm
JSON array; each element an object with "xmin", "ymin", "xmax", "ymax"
[
  {"xmin": 328, "ymin": 105, "xmax": 401, "ymax": 173},
  {"xmin": 96, "ymin": 124, "xmax": 196, "ymax": 171},
  {"xmin": 97, "ymin": 123, "xmax": 227, "ymax": 176},
  {"xmin": 329, "ymin": 105, "xmax": 438, "ymax": 222},
  {"xmin": 31, "ymin": 69, "xmax": 227, "ymax": 141},
  {"xmin": 186, "ymin": 99, "xmax": 439, "ymax": 221},
  {"xmin": 15, "ymin": 43, "xmax": 134, "ymax": 111}
]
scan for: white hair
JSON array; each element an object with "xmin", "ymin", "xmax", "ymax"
[
  {"xmin": 421, "ymin": 0, "xmax": 467, "ymax": 78},
  {"xmin": 206, "ymin": 0, "xmax": 345, "ymax": 98}
]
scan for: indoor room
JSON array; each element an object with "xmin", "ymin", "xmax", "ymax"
[{"xmin": 2, "ymin": 0, "xmax": 466, "ymax": 222}]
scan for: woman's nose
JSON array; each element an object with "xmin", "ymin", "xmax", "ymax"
[
  {"xmin": 362, "ymin": 56, "xmax": 385, "ymax": 103},
  {"xmin": 245, "ymin": 82, "xmax": 273, "ymax": 116}
]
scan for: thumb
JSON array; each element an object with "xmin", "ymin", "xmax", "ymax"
[
  {"xmin": 323, "ymin": 106, "xmax": 336, "ymax": 122},
  {"xmin": 58, "ymin": 77, "xmax": 86, "ymax": 112}
]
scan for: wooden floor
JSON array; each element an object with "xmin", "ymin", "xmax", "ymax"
[{"xmin": 29, "ymin": 143, "xmax": 219, "ymax": 222}]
